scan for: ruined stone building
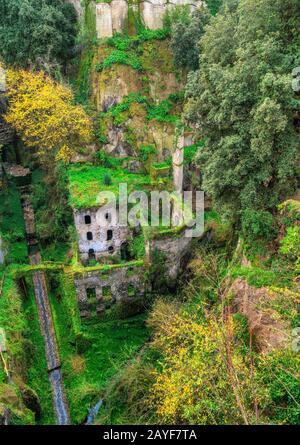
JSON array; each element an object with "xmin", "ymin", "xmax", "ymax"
[
  {"xmin": 70, "ymin": 133, "xmax": 194, "ymax": 318},
  {"xmin": 65, "ymin": 0, "xmax": 202, "ymax": 317}
]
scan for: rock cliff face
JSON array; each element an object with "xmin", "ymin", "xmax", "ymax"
[
  {"xmin": 75, "ymin": 0, "xmax": 203, "ymax": 38},
  {"xmin": 91, "ymin": 36, "xmax": 185, "ymax": 160},
  {"xmin": 96, "ymin": 0, "xmax": 203, "ymax": 38}
]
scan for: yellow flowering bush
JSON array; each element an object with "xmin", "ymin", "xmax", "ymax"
[
  {"xmin": 148, "ymin": 300, "xmax": 257, "ymax": 424},
  {"xmin": 5, "ymin": 69, "xmax": 92, "ymax": 165}
]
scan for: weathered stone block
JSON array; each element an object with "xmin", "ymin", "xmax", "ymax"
[
  {"xmin": 141, "ymin": 0, "xmax": 165, "ymax": 30},
  {"xmin": 74, "ymin": 264, "xmax": 146, "ymax": 318},
  {"xmin": 111, "ymin": 0, "xmax": 128, "ymax": 33},
  {"xmin": 96, "ymin": 3, "xmax": 113, "ymax": 38}
]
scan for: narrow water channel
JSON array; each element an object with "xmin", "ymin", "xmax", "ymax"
[{"xmin": 20, "ymin": 185, "xmax": 70, "ymax": 425}]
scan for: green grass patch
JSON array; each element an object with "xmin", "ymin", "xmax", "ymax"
[
  {"xmin": 230, "ymin": 265, "xmax": 294, "ymax": 288},
  {"xmin": 67, "ymin": 164, "xmax": 152, "ymax": 209}
]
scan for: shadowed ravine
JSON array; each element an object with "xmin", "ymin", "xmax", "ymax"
[{"xmin": 20, "ymin": 185, "xmax": 70, "ymax": 425}]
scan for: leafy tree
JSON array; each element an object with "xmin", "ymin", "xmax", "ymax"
[
  {"xmin": 4, "ymin": 69, "xmax": 92, "ymax": 241},
  {"xmin": 185, "ymin": 0, "xmax": 300, "ymax": 223},
  {"xmin": 5, "ymin": 69, "xmax": 92, "ymax": 167},
  {"xmin": 206, "ymin": 0, "xmax": 223, "ymax": 16},
  {"xmin": 166, "ymin": 6, "xmax": 211, "ymax": 71},
  {"xmin": 0, "ymin": 0, "xmax": 77, "ymax": 71}
]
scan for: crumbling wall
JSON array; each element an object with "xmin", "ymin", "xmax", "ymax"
[
  {"xmin": 74, "ymin": 264, "xmax": 145, "ymax": 317},
  {"xmin": 147, "ymin": 230, "xmax": 192, "ymax": 280}
]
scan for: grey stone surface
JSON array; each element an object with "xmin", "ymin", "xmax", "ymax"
[
  {"xmin": 95, "ymin": 0, "xmax": 203, "ymax": 38},
  {"xmin": 111, "ymin": 0, "xmax": 128, "ymax": 33},
  {"xmin": 74, "ymin": 264, "xmax": 145, "ymax": 317},
  {"xmin": 74, "ymin": 206, "xmax": 130, "ymax": 264},
  {"xmin": 148, "ymin": 231, "xmax": 192, "ymax": 279},
  {"xmin": 173, "ymin": 134, "xmax": 185, "ymax": 193}
]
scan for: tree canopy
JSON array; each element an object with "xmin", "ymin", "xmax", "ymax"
[
  {"xmin": 165, "ymin": 5, "xmax": 211, "ymax": 72},
  {"xmin": 0, "ymin": 0, "xmax": 77, "ymax": 71},
  {"xmin": 185, "ymin": 0, "xmax": 300, "ymax": 220},
  {"xmin": 5, "ymin": 69, "xmax": 92, "ymax": 167}
]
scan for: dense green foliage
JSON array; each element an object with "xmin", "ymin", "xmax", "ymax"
[
  {"xmin": 31, "ymin": 167, "xmax": 73, "ymax": 243},
  {"xmin": 166, "ymin": 5, "xmax": 211, "ymax": 71},
  {"xmin": 96, "ymin": 28, "xmax": 170, "ymax": 73},
  {"xmin": 241, "ymin": 209, "xmax": 276, "ymax": 241},
  {"xmin": 206, "ymin": 0, "xmax": 223, "ymax": 16},
  {"xmin": 0, "ymin": 181, "xmax": 27, "ymax": 264},
  {"xmin": 106, "ymin": 29, "xmax": 170, "ymax": 51},
  {"xmin": 185, "ymin": 0, "xmax": 300, "ymax": 222},
  {"xmin": 1, "ymin": 0, "xmax": 300, "ymax": 427},
  {"xmin": 96, "ymin": 49, "xmax": 142, "ymax": 72},
  {"xmin": 0, "ymin": 0, "xmax": 77, "ymax": 71},
  {"xmin": 46, "ymin": 273, "xmax": 149, "ymax": 424}
]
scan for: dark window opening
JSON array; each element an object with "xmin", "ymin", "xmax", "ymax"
[
  {"xmin": 102, "ymin": 285, "xmax": 113, "ymax": 308},
  {"xmin": 86, "ymin": 287, "xmax": 97, "ymax": 314},
  {"xmin": 84, "ymin": 215, "xmax": 91, "ymax": 224},
  {"xmin": 108, "ymin": 246, "xmax": 114, "ymax": 254},
  {"xmin": 128, "ymin": 284, "xmax": 135, "ymax": 298},
  {"xmin": 121, "ymin": 242, "xmax": 131, "ymax": 261},
  {"xmin": 88, "ymin": 248, "xmax": 95, "ymax": 260},
  {"xmin": 86, "ymin": 288, "xmax": 96, "ymax": 299},
  {"xmin": 105, "ymin": 212, "xmax": 111, "ymax": 222},
  {"xmin": 87, "ymin": 231, "xmax": 93, "ymax": 240},
  {"xmin": 107, "ymin": 230, "xmax": 113, "ymax": 241}
]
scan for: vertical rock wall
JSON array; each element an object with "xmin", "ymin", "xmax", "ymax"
[
  {"xmin": 94, "ymin": 0, "xmax": 203, "ymax": 38},
  {"xmin": 147, "ymin": 230, "xmax": 192, "ymax": 280},
  {"xmin": 140, "ymin": 0, "xmax": 165, "ymax": 30},
  {"xmin": 111, "ymin": 0, "xmax": 129, "ymax": 33},
  {"xmin": 96, "ymin": 3, "xmax": 113, "ymax": 38}
]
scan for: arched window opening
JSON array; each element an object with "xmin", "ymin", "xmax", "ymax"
[
  {"xmin": 87, "ymin": 231, "xmax": 93, "ymax": 241},
  {"xmin": 85, "ymin": 215, "xmax": 91, "ymax": 224},
  {"xmin": 107, "ymin": 230, "xmax": 113, "ymax": 241},
  {"xmin": 88, "ymin": 248, "xmax": 95, "ymax": 260},
  {"xmin": 108, "ymin": 246, "xmax": 114, "ymax": 254}
]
